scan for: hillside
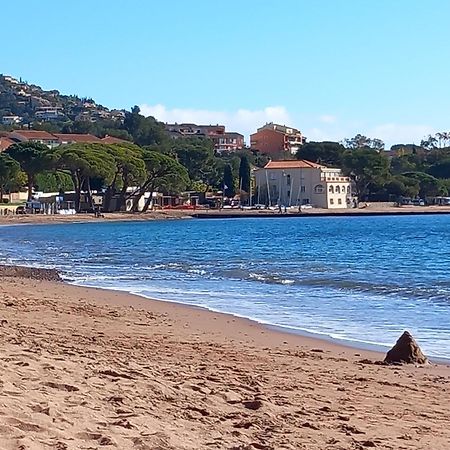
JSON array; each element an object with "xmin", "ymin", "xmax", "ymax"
[{"xmin": 0, "ymin": 74, "xmax": 125, "ymax": 129}]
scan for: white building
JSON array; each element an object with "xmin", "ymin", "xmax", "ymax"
[
  {"xmin": 1, "ymin": 115, "xmax": 22, "ymax": 125},
  {"xmin": 254, "ymin": 160, "xmax": 352, "ymax": 209}
]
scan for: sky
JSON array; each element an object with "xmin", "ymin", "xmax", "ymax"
[{"xmin": 2, "ymin": 0, "xmax": 450, "ymax": 148}]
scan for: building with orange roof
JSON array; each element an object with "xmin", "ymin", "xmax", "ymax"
[
  {"xmin": 0, "ymin": 137, "xmax": 15, "ymax": 152},
  {"xmin": 254, "ymin": 159, "xmax": 352, "ymax": 209},
  {"xmin": 250, "ymin": 123, "xmax": 306, "ymax": 156},
  {"xmin": 9, "ymin": 130, "xmax": 60, "ymax": 147},
  {"xmin": 52, "ymin": 133, "xmax": 102, "ymax": 144}
]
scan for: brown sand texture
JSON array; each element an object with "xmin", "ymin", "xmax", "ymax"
[{"xmin": 0, "ymin": 274, "xmax": 449, "ymax": 449}]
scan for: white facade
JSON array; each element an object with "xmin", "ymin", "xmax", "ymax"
[{"xmin": 254, "ymin": 160, "xmax": 352, "ymax": 209}]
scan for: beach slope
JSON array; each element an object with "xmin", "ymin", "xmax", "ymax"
[{"xmin": 0, "ymin": 274, "xmax": 449, "ymax": 449}]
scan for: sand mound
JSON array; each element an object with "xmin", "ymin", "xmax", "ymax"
[{"xmin": 384, "ymin": 331, "xmax": 428, "ymax": 365}]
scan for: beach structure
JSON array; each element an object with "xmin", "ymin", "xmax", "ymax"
[
  {"xmin": 250, "ymin": 123, "xmax": 305, "ymax": 156},
  {"xmin": 254, "ymin": 160, "xmax": 352, "ymax": 208}
]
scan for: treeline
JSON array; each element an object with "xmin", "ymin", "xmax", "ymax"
[
  {"xmin": 298, "ymin": 133, "xmax": 450, "ymax": 200},
  {"xmin": 0, "ymin": 136, "xmax": 267, "ymax": 212}
]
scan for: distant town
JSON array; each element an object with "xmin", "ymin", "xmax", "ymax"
[{"xmin": 1, "ymin": 73, "xmax": 450, "ymax": 215}]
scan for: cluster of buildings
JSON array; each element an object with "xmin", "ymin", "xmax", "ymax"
[
  {"xmin": 0, "ymin": 130, "xmax": 127, "ymax": 151},
  {"xmin": 0, "ymin": 75, "xmax": 126, "ymax": 126}
]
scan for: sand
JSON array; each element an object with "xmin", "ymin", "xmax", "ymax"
[{"xmin": 0, "ymin": 275, "xmax": 449, "ymax": 449}]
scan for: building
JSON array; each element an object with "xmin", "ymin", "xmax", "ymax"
[
  {"xmin": 250, "ymin": 123, "xmax": 305, "ymax": 156},
  {"xmin": 165, "ymin": 123, "xmax": 244, "ymax": 153},
  {"xmin": 1, "ymin": 115, "xmax": 22, "ymax": 126},
  {"xmin": 34, "ymin": 106, "xmax": 65, "ymax": 121},
  {"xmin": 254, "ymin": 160, "xmax": 352, "ymax": 209},
  {"xmin": 52, "ymin": 133, "xmax": 102, "ymax": 144},
  {"xmin": 9, "ymin": 130, "xmax": 60, "ymax": 148},
  {"xmin": 213, "ymin": 132, "xmax": 244, "ymax": 153},
  {"xmin": 0, "ymin": 136, "xmax": 15, "ymax": 152}
]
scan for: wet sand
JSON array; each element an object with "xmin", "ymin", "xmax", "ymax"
[{"xmin": 0, "ymin": 272, "xmax": 449, "ymax": 449}]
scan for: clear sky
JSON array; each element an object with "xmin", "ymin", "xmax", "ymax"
[{"xmin": 3, "ymin": 0, "xmax": 450, "ymax": 147}]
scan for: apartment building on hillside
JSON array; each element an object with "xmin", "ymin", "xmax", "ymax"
[
  {"xmin": 250, "ymin": 122, "xmax": 305, "ymax": 156},
  {"xmin": 165, "ymin": 123, "xmax": 244, "ymax": 153}
]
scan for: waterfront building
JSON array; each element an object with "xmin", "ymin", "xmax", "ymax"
[{"xmin": 254, "ymin": 160, "xmax": 352, "ymax": 209}]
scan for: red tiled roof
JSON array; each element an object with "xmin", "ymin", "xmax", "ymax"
[
  {"xmin": 264, "ymin": 159, "xmax": 325, "ymax": 169},
  {"xmin": 11, "ymin": 130, "xmax": 57, "ymax": 140},
  {"xmin": 101, "ymin": 135, "xmax": 130, "ymax": 144},
  {"xmin": 53, "ymin": 133, "xmax": 102, "ymax": 143},
  {"xmin": 0, "ymin": 138, "xmax": 15, "ymax": 152}
]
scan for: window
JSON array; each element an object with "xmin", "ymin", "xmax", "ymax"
[
  {"xmin": 330, "ymin": 198, "xmax": 334, "ymax": 204},
  {"xmin": 314, "ymin": 184, "xmax": 324, "ymax": 194},
  {"xmin": 301, "ymin": 186, "xmax": 306, "ymax": 193},
  {"xmin": 338, "ymin": 198, "xmax": 342, "ymax": 204},
  {"xmin": 335, "ymin": 185, "xmax": 341, "ymax": 194},
  {"xmin": 347, "ymin": 185, "xmax": 351, "ymax": 193},
  {"xmin": 329, "ymin": 185, "xmax": 334, "ymax": 193},
  {"xmin": 287, "ymin": 174, "xmax": 291, "ymax": 186},
  {"xmin": 287, "ymin": 190, "xmax": 290, "ymax": 198}
]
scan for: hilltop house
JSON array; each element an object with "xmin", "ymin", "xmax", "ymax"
[
  {"xmin": 165, "ymin": 123, "xmax": 244, "ymax": 153},
  {"xmin": 254, "ymin": 160, "xmax": 352, "ymax": 209},
  {"xmin": 250, "ymin": 123, "xmax": 305, "ymax": 156}
]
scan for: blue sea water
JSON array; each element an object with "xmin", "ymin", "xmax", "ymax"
[{"xmin": 0, "ymin": 215, "xmax": 449, "ymax": 358}]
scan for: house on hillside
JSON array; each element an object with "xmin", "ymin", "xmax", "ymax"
[
  {"xmin": 9, "ymin": 130, "xmax": 60, "ymax": 148},
  {"xmin": 165, "ymin": 123, "xmax": 244, "ymax": 153},
  {"xmin": 52, "ymin": 133, "xmax": 102, "ymax": 145},
  {"xmin": 254, "ymin": 160, "xmax": 352, "ymax": 209},
  {"xmin": 250, "ymin": 123, "xmax": 305, "ymax": 156}
]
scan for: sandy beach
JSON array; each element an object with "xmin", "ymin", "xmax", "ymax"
[
  {"xmin": 0, "ymin": 270, "xmax": 449, "ymax": 449},
  {"xmin": 2, "ymin": 204, "xmax": 450, "ymax": 227}
]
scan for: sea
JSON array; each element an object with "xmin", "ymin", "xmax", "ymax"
[{"xmin": 0, "ymin": 215, "xmax": 449, "ymax": 359}]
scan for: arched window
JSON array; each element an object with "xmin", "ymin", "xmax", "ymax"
[
  {"xmin": 314, "ymin": 184, "xmax": 324, "ymax": 194},
  {"xmin": 347, "ymin": 185, "xmax": 351, "ymax": 193},
  {"xmin": 335, "ymin": 185, "xmax": 341, "ymax": 194},
  {"xmin": 329, "ymin": 185, "xmax": 334, "ymax": 193}
]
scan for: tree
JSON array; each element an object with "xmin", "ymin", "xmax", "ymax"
[
  {"xmin": 222, "ymin": 164, "xmax": 235, "ymax": 197},
  {"xmin": 402, "ymin": 172, "xmax": 447, "ymax": 198},
  {"xmin": 102, "ymin": 143, "xmax": 146, "ymax": 211},
  {"xmin": 342, "ymin": 148, "xmax": 390, "ymax": 199},
  {"xmin": 131, "ymin": 150, "xmax": 189, "ymax": 212},
  {"xmin": 0, "ymin": 154, "xmax": 21, "ymax": 200},
  {"xmin": 344, "ymin": 134, "xmax": 385, "ymax": 151},
  {"xmin": 171, "ymin": 138, "xmax": 219, "ymax": 190},
  {"xmin": 238, "ymin": 155, "xmax": 251, "ymax": 194},
  {"xmin": 123, "ymin": 106, "xmax": 167, "ymax": 146},
  {"xmin": 54, "ymin": 144, "xmax": 116, "ymax": 211},
  {"xmin": 296, "ymin": 141, "xmax": 345, "ymax": 166},
  {"xmin": 5, "ymin": 142, "xmax": 52, "ymax": 200}
]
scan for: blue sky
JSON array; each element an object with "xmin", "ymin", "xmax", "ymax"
[{"xmin": 2, "ymin": 0, "xmax": 450, "ymax": 147}]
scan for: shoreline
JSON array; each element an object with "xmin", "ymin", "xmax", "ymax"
[
  {"xmin": 2, "ymin": 204, "xmax": 450, "ymax": 225},
  {"xmin": 1, "ymin": 270, "xmax": 450, "ymax": 448},
  {"xmin": 71, "ymin": 280, "xmax": 450, "ymax": 365}
]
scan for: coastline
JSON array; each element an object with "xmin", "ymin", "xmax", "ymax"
[
  {"xmin": 1, "ymin": 272, "xmax": 449, "ymax": 449},
  {"xmin": 2, "ymin": 203, "xmax": 450, "ymax": 226}
]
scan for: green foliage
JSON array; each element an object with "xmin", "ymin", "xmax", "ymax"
[
  {"xmin": 342, "ymin": 148, "xmax": 390, "ymax": 199},
  {"xmin": 5, "ymin": 141, "xmax": 53, "ymax": 199},
  {"xmin": 0, "ymin": 153, "xmax": 21, "ymax": 195},
  {"xmin": 35, "ymin": 171, "xmax": 74, "ymax": 193},
  {"xmin": 123, "ymin": 106, "xmax": 168, "ymax": 146},
  {"xmin": 222, "ymin": 164, "xmax": 235, "ymax": 197},
  {"xmin": 344, "ymin": 134, "xmax": 384, "ymax": 150},
  {"xmin": 402, "ymin": 172, "xmax": 447, "ymax": 197},
  {"xmin": 238, "ymin": 155, "xmax": 251, "ymax": 193},
  {"xmin": 297, "ymin": 141, "xmax": 345, "ymax": 166}
]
